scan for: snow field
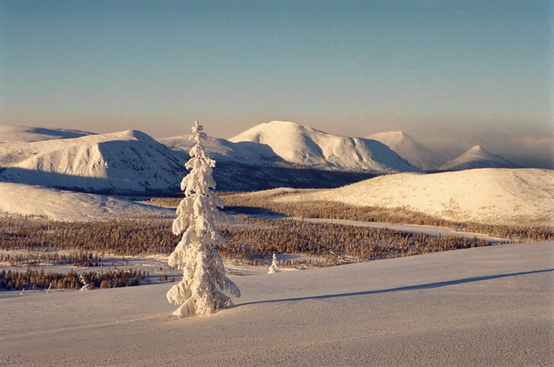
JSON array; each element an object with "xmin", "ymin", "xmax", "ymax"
[{"xmin": 2, "ymin": 241, "xmax": 552, "ymax": 366}]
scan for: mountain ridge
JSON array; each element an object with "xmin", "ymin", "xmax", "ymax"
[
  {"xmin": 229, "ymin": 121, "xmax": 421, "ymax": 172},
  {"xmin": 367, "ymin": 131, "xmax": 446, "ymax": 171}
]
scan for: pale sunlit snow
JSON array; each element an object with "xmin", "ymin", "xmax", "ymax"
[{"xmin": 2, "ymin": 241, "xmax": 552, "ymax": 366}]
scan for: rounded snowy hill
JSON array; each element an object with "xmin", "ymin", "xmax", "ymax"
[
  {"xmin": 367, "ymin": 131, "xmax": 446, "ymax": 171},
  {"xmin": 229, "ymin": 121, "xmax": 421, "ymax": 172},
  {"xmin": 0, "ymin": 130, "xmax": 185, "ymax": 194},
  {"xmin": 440, "ymin": 145, "xmax": 519, "ymax": 171},
  {"xmin": 277, "ymin": 168, "xmax": 554, "ymax": 226}
]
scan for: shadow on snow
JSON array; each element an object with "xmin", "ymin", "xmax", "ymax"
[{"xmin": 237, "ymin": 268, "xmax": 554, "ymax": 307}]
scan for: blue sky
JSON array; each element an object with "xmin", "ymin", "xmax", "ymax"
[{"xmin": 1, "ymin": 0, "xmax": 552, "ymax": 167}]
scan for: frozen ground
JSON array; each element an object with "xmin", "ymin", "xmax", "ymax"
[{"xmin": 2, "ymin": 241, "xmax": 552, "ymax": 367}]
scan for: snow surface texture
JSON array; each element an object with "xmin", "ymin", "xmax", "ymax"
[
  {"xmin": 0, "ymin": 129, "xmax": 185, "ymax": 194},
  {"xmin": 367, "ymin": 131, "xmax": 446, "ymax": 171},
  {"xmin": 0, "ymin": 182, "xmax": 173, "ymax": 221},
  {"xmin": 440, "ymin": 145, "xmax": 520, "ymax": 171},
  {"xmin": 2, "ymin": 241, "xmax": 552, "ymax": 366},
  {"xmin": 276, "ymin": 168, "xmax": 554, "ymax": 226},
  {"xmin": 229, "ymin": 121, "xmax": 421, "ymax": 172}
]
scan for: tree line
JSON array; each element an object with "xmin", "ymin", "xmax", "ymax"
[{"xmin": 0, "ymin": 268, "xmax": 148, "ymax": 291}]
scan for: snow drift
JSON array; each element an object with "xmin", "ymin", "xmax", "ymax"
[
  {"xmin": 276, "ymin": 168, "xmax": 554, "ymax": 226},
  {"xmin": 0, "ymin": 130, "xmax": 185, "ymax": 194},
  {"xmin": 367, "ymin": 131, "xmax": 445, "ymax": 171},
  {"xmin": 229, "ymin": 121, "xmax": 421, "ymax": 172},
  {"xmin": 440, "ymin": 145, "xmax": 519, "ymax": 171}
]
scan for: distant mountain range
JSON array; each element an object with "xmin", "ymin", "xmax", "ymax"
[{"xmin": 0, "ymin": 122, "xmax": 526, "ymax": 194}]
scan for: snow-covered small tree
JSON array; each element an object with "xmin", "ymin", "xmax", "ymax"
[
  {"xmin": 268, "ymin": 253, "xmax": 280, "ymax": 274},
  {"xmin": 166, "ymin": 121, "xmax": 240, "ymax": 317}
]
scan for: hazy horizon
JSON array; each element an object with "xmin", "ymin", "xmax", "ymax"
[{"xmin": 1, "ymin": 0, "xmax": 552, "ymax": 168}]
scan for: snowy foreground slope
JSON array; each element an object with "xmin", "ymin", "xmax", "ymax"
[
  {"xmin": 2, "ymin": 241, "xmax": 552, "ymax": 367},
  {"xmin": 278, "ymin": 168, "xmax": 554, "ymax": 226}
]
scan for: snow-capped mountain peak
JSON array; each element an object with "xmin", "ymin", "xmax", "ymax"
[
  {"xmin": 366, "ymin": 131, "xmax": 446, "ymax": 171},
  {"xmin": 440, "ymin": 145, "xmax": 519, "ymax": 171},
  {"xmin": 0, "ymin": 129, "xmax": 185, "ymax": 194},
  {"xmin": 230, "ymin": 121, "xmax": 420, "ymax": 172}
]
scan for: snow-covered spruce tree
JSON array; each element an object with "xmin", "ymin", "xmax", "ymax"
[{"xmin": 166, "ymin": 121, "xmax": 240, "ymax": 317}]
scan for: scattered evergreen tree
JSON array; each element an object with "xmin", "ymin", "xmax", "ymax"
[
  {"xmin": 268, "ymin": 253, "xmax": 280, "ymax": 274},
  {"xmin": 166, "ymin": 121, "xmax": 240, "ymax": 317}
]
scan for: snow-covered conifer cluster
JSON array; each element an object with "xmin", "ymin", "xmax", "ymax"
[{"xmin": 166, "ymin": 121, "xmax": 240, "ymax": 317}]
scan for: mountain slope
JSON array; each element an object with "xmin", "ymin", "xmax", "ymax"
[
  {"xmin": 158, "ymin": 135, "xmax": 270, "ymax": 165},
  {"xmin": 0, "ymin": 182, "xmax": 173, "ymax": 221},
  {"xmin": 229, "ymin": 121, "xmax": 421, "ymax": 172},
  {"xmin": 440, "ymin": 145, "xmax": 519, "ymax": 171},
  {"xmin": 367, "ymin": 131, "xmax": 445, "ymax": 171},
  {"xmin": 0, "ymin": 130, "xmax": 186, "ymax": 194},
  {"xmin": 276, "ymin": 168, "xmax": 554, "ymax": 226},
  {"xmin": 0, "ymin": 125, "xmax": 94, "ymax": 143}
]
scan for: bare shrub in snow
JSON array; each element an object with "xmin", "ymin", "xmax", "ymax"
[{"xmin": 166, "ymin": 122, "xmax": 240, "ymax": 317}]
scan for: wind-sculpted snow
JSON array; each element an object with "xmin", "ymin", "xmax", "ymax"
[
  {"xmin": 440, "ymin": 145, "xmax": 520, "ymax": 171},
  {"xmin": 276, "ymin": 168, "xmax": 554, "ymax": 226},
  {"xmin": 229, "ymin": 121, "xmax": 421, "ymax": 172},
  {"xmin": 0, "ymin": 130, "xmax": 185, "ymax": 194}
]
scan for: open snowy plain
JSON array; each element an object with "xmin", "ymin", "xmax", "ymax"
[{"xmin": 2, "ymin": 241, "xmax": 552, "ymax": 366}]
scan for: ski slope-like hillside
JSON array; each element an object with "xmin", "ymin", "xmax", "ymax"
[
  {"xmin": 2, "ymin": 241, "xmax": 551, "ymax": 366},
  {"xmin": 440, "ymin": 145, "xmax": 519, "ymax": 171},
  {"xmin": 0, "ymin": 182, "xmax": 173, "ymax": 221},
  {"xmin": 367, "ymin": 131, "xmax": 445, "ymax": 171},
  {"xmin": 277, "ymin": 168, "xmax": 554, "ymax": 226},
  {"xmin": 0, "ymin": 130, "xmax": 185, "ymax": 194},
  {"xmin": 229, "ymin": 121, "xmax": 421, "ymax": 172}
]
